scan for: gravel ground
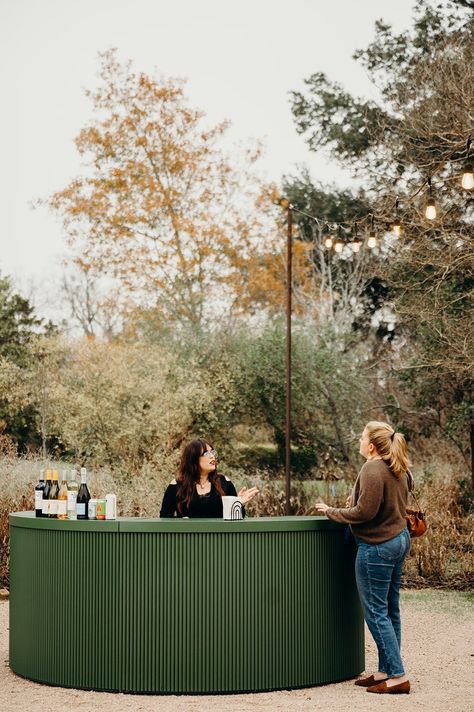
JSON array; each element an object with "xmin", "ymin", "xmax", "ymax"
[{"xmin": 1, "ymin": 590, "xmax": 473, "ymax": 712}]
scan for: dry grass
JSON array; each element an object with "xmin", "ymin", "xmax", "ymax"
[
  {"xmin": 1, "ymin": 446, "xmax": 473, "ymax": 590},
  {"xmin": 0, "ymin": 453, "xmax": 170, "ymax": 588},
  {"xmin": 403, "ymin": 478, "xmax": 474, "ymax": 589}
]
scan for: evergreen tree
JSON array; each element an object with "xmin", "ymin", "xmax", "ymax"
[
  {"xmin": 289, "ymin": 0, "xmax": 474, "ymax": 485},
  {"xmin": 0, "ymin": 276, "xmax": 42, "ymax": 448}
]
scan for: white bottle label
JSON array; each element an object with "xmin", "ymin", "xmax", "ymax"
[
  {"xmin": 76, "ymin": 503, "xmax": 86, "ymax": 516},
  {"xmin": 35, "ymin": 491, "xmax": 43, "ymax": 509},
  {"xmin": 42, "ymin": 499, "xmax": 49, "ymax": 515},
  {"xmin": 57, "ymin": 500, "xmax": 67, "ymax": 516},
  {"xmin": 67, "ymin": 491, "xmax": 77, "ymax": 510},
  {"xmin": 49, "ymin": 500, "xmax": 58, "ymax": 515}
]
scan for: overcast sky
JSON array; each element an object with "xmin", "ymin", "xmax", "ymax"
[{"xmin": 0, "ymin": 0, "xmax": 417, "ymax": 319}]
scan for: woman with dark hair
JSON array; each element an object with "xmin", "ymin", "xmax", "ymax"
[
  {"xmin": 315, "ymin": 421, "xmax": 412, "ymax": 695},
  {"xmin": 160, "ymin": 438, "xmax": 259, "ymax": 518}
]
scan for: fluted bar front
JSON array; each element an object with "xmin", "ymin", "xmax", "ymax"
[{"xmin": 9, "ymin": 513, "xmax": 364, "ymax": 693}]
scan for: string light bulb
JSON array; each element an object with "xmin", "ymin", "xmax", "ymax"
[
  {"xmin": 392, "ymin": 198, "xmax": 403, "ymax": 236},
  {"xmin": 334, "ymin": 226, "xmax": 343, "ymax": 253},
  {"xmin": 425, "ymin": 198, "xmax": 437, "ymax": 220},
  {"xmin": 367, "ymin": 232, "xmax": 377, "ymax": 248},
  {"xmin": 424, "ymin": 178, "xmax": 437, "ymax": 220},
  {"xmin": 351, "ymin": 222, "xmax": 362, "ymax": 252},
  {"xmin": 367, "ymin": 216, "xmax": 377, "ymax": 248},
  {"xmin": 461, "ymin": 136, "xmax": 474, "ymax": 190},
  {"xmin": 322, "ymin": 224, "xmax": 333, "ymax": 249},
  {"xmin": 462, "ymin": 165, "xmax": 474, "ymax": 190}
]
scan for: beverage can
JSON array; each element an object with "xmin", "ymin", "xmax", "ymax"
[
  {"xmin": 105, "ymin": 493, "xmax": 117, "ymax": 520},
  {"xmin": 88, "ymin": 499, "xmax": 97, "ymax": 520},
  {"xmin": 96, "ymin": 499, "xmax": 106, "ymax": 520}
]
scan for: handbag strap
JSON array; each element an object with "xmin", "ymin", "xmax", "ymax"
[{"xmin": 407, "ymin": 470, "xmax": 423, "ymax": 511}]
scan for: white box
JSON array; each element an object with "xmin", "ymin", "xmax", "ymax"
[{"xmin": 105, "ymin": 493, "xmax": 117, "ymax": 520}]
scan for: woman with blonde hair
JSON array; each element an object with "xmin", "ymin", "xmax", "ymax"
[{"xmin": 316, "ymin": 421, "xmax": 412, "ymax": 694}]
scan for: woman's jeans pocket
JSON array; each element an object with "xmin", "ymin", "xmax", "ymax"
[{"xmin": 376, "ymin": 529, "xmax": 411, "ymax": 562}]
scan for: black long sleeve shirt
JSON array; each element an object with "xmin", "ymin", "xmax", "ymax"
[{"xmin": 160, "ymin": 476, "xmax": 238, "ymax": 518}]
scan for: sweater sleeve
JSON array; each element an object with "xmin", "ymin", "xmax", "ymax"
[
  {"xmin": 160, "ymin": 484, "xmax": 178, "ymax": 518},
  {"xmin": 325, "ymin": 462, "xmax": 384, "ymax": 525},
  {"xmin": 222, "ymin": 478, "xmax": 246, "ymax": 515},
  {"xmin": 223, "ymin": 478, "xmax": 238, "ymax": 496}
]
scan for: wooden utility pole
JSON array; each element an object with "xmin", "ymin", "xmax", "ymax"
[{"xmin": 285, "ymin": 204, "xmax": 293, "ymax": 515}]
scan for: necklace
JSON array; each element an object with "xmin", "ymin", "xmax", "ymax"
[{"xmin": 197, "ymin": 479, "xmax": 210, "ymax": 490}]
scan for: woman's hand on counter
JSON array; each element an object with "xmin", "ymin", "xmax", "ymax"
[
  {"xmin": 238, "ymin": 487, "xmax": 260, "ymax": 505},
  {"xmin": 315, "ymin": 501, "xmax": 330, "ymax": 515}
]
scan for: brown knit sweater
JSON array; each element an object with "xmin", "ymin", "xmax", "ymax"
[{"xmin": 326, "ymin": 458, "xmax": 409, "ymax": 544}]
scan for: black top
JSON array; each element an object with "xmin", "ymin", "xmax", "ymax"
[{"xmin": 160, "ymin": 476, "xmax": 238, "ymax": 518}]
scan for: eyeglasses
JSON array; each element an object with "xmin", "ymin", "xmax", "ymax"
[{"xmin": 200, "ymin": 449, "xmax": 217, "ymax": 459}]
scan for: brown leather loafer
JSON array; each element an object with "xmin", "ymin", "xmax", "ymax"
[
  {"xmin": 354, "ymin": 674, "xmax": 388, "ymax": 687},
  {"xmin": 367, "ymin": 680, "xmax": 410, "ymax": 694}
]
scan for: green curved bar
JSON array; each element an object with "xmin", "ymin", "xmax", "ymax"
[{"xmin": 9, "ymin": 512, "xmax": 364, "ymax": 693}]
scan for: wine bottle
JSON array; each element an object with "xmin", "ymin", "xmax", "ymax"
[
  {"xmin": 76, "ymin": 467, "xmax": 90, "ymax": 520},
  {"xmin": 67, "ymin": 469, "xmax": 79, "ymax": 520},
  {"xmin": 57, "ymin": 471, "xmax": 68, "ymax": 520},
  {"xmin": 42, "ymin": 470, "xmax": 52, "ymax": 517},
  {"xmin": 35, "ymin": 470, "xmax": 45, "ymax": 517},
  {"xmin": 48, "ymin": 470, "xmax": 59, "ymax": 518}
]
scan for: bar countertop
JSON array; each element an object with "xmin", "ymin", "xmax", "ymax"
[{"xmin": 10, "ymin": 511, "xmax": 343, "ymax": 532}]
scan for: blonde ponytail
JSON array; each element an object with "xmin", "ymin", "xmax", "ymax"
[
  {"xmin": 365, "ymin": 421, "xmax": 411, "ymax": 479},
  {"xmin": 389, "ymin": 431, "xmax": 410, "ymax": 479}
]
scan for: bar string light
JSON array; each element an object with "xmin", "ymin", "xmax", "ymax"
[{"xmin": 282, "ymin": 134, "xmax": 474, "ymax": 253}]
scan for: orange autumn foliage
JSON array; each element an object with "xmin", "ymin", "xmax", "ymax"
[{"xmin": 47, "ymin": 50, "xmax": 300, "ymax": 328}]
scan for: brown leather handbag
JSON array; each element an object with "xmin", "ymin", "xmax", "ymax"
[{"xmin": 405, "ymin": 471, "xmax": 428, "ymax": 538}]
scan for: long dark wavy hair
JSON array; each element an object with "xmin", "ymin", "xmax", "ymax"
[{"xmin": 176, "ymin": 438, "xmax": 224, "ymax": 515}]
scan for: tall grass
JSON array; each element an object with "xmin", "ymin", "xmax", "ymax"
[
  {"xmin": 1, "ymin": 452, "xmax": 473, "ymax": 590},
  {"xmin": 0, "ymin": 454, "xmax": 171, "ymax": 588}
]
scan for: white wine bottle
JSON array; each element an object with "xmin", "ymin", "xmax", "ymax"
[
  {"xmin": 35, "ymin": 470, "xmax": 45, "ymax": 517},
  {"xmin": 76, "ymin": 467, "xmax": 91, "ymax": 520},
  {"xmin": 48, "ymin": 470, "xmax": 59, "ymax": 518},
  {"xmin": 67, "ymin": 469, "xmax": 79, "ymax": 520},
  {"xmin": 57, "ymin": 471, "xmax": 68, "ymax": 520},
  {"xmin": 42, "ymin": 470, "xmax": 52, "ymax": 517}
]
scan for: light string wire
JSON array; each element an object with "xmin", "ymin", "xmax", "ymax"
[{"xmin": 281, "ymin": 133, "xmax": 474, "ymax": 241}]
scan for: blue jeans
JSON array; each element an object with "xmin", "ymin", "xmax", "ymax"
[{"xmin": 354, "ymin": 528, "xmax": 411, "ymax": 678}]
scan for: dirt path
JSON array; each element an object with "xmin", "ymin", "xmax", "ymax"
[{"xmin": 1, "ymin": 590, "xmax": 473, "ymax": 712}]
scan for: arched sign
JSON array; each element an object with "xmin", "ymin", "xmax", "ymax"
[{"xmin": 230, "ymin": 501, "xmax": 244, "ymax": 520}]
